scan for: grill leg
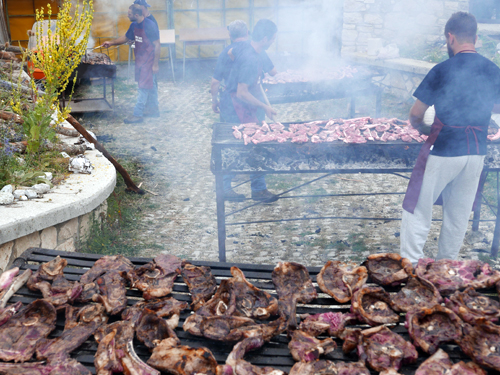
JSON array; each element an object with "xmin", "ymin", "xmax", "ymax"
[
  {"xmin": 183, "ymin": 42, "xmax": 186, "ymax": 81},
  {"xmin": 216, "ymin": 172, "xmax": 227, "ymax": 262},
  {"xmin": 491, "ymin": 171, "xmax": 500, "ymax": 258},
  {"xmin": 169, "ymin": 46, "xmax": 175, "ymax": 83},
  {"xmin": 472, "ymin": 170, "xmax": 487, "ymax": 231}
]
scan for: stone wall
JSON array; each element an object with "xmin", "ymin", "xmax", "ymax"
[
  {"xmin": 0, "ymin": 201, "xmax": 107, "ymax": 272},
  {"xmin": 342, "ymin": 0, "xmax": 470, "ymax": 54}
]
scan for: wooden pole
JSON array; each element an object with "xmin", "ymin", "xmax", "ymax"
[{"xmin": 66, "ymin": 114, "xmax": 145, "ymax": 194}]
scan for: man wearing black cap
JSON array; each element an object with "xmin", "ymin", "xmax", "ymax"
[{"xmin": 134, "ymin": 0, "xmax": 158, "ymax": 30}]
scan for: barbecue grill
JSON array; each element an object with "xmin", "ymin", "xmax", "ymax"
[
  {"xmin": 262, "ymin": 66, "xmax": 383, "ymax": 117},
  {"xmin": 62, "ymin": 52, "xmax": 117, "ymax": 113},
  {"xmin": 211, "ymin": 121, "xmax": 500, "ymax": 262},
  {"xmin": 7, "ymin": 247, "xmax": 500, "ymax": 375}
]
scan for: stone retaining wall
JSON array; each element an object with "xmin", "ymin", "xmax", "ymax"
[{"xmin": 0, "ymin": 202, "xmax": 107, "ymax": 271}]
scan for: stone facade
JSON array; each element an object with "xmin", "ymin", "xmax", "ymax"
[
  {"xmin": 0, "ymin": 201, "xmax": 107, "ymax": 272},
  {"xmin": 341, "ymin": 0, "xmax": 470, "ymax": 54}
]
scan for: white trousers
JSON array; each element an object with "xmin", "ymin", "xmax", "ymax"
[{"xmin": 400, "ymin": 154, "xmax": 485, "ymax": 265}]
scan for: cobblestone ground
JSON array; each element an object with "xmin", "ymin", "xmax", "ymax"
[{"xmin": 80, "ymin": 66, "xmax": 496, "ymax": 267}]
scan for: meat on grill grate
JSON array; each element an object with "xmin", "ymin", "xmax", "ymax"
[
  {"xmin": 81, "ymin": 52, "xmax": 113, "ymax": 65},
  {"xmin": 317, "ymin": 260, "xmax": 367, "ymax": 303},
  {"xmin": 459, "ymin": 319, "xmax": 500, "ymax": 371},
  {"xmin": 180, "ymin": 263, "xmax": 217, "ymax": 311},
  {"xmin": 0, "ymin": 299, "xmax": 56, "ymax": 362},
  {"xmin": 298, "ymin": 311, "xmax": 357, "ymax": 337},
  {"xmin": 135, "ymin": 308, "xmax": 180, "ymax": 349},
  {"xmin": 362, "ymin": 253, "xmax": 413, "ymax": 287},
  {"xmin": 0, "ymin": 269, "xmax": 31, "ymax": 310},
  {"xmin": 272, "ymin": 262, "xmax": 317, "ymax": 329},
  {"xmin": 405, "ymin": 304, "xmax": 462, "ymax": 355},
  {"xmin": 0, "ymin": 353, "xmax": 91, "ymax": 375},
  {"xmin": 415, "ymin": 348, "xmax": 487, "ymax": 375},
  {"xmin": 94, "ymin": 270, "xmax": 129, "ymax": 315},
  {"xmin": 127, "ymin": 254, "xmax": 182, "ymax": 300},
  {"xmin": 122, "ymin": 297, "xmax": 188, "ymax": 328},
  {"xmin": 351, "ymin": 285, "xmax": 400, "ymax": 326},
  {"xmin": 288, "ymin": 330, "xmax": 336, "ymax": 362},
  {"xmin": 391, "ymin": 274, "xmax": 442, "ymax": 313},
  {"xmin": 80, "ymin": 255, "xmax": 134, "ymax": 284},
  {"xmin": 445, "ymin": 287, "xmax": 500, "ymax": 324}
]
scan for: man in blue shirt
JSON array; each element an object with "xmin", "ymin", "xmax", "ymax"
[
  {"xmin": 102, "ymin": 4, "xmax": 160, "ymax": 123},
  {"xmin": 401, "ymin": 12, "xmax": 500, "ymax": 264}
]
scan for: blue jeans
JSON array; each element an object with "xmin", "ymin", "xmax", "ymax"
[
  {"xmin": 133, "ymin": 75, "xmax": 159, "ymax": 117},
  {"xmin": 223, "ymin": 174, "xmax": 267, "ymax": 193}
]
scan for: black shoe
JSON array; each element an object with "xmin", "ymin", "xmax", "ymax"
[
  {"xmin": 123, "ymin": 116, "xmax": 143, "ymax": 124},
  {"xmin": 224, "ymin": 190, "xmax": 245, "ymax": 202},
  {"xmin": 251, "ymin": 189, "xmax": 279, "ymax": 203}
]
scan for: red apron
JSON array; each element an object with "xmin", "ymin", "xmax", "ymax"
[
  {"xmin": 231, "ymin": 58, "xmax": 263, "ymax": 123},
  {"xmin": 402, "ymin": 117, "xmax": 484, "ymax": 214},
  {"xmin": 133, "ymin": 22, "xmax": 155, "ymax": 90}
]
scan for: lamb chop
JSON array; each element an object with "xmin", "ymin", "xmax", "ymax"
[
  {"xmin": 316, "ymin": 260, "xmax": 367, "ymax": 303},
  {"xmin": 27, "ymin": 256, "xmax": 82, "ymax": 307},
  {"xmin": 147, "ymin": 337, "xmax": 218, "ymax": 375},
  {"xmin": 298, "ymin": 311, "xmax": 357, "ymax": 337},
  {"xmin": 391, "ymin": 274, "xmax": 442, "ymax": 313},
  {"xmin": 272, "ymin": 262, "xmax": 317, "ymax": 329},
  {"xmin": 127, "ymin": 254, "xmax": 182, "ymax": 300},
  {"xmin": 351, "ymin": 285, "xmax": 399, "ymax": 326},
  {"xmin": 94, "ymin": 320, "xmax": 160, "ymax": 375},
  {"xmin": 0, "ymin": 301, "xmax": 23, "ymax": 326},
  {"xmin": 80, "ymin": 255, "xmax": 134, "ymax": 284},
  {"xmin": 415, "ymin": 348, "xmax": 486, "ymax": 375},
  {"xmin": 405, "ymin": 304, "xmax": 462, "ymax": 355},
  {"xmin": 135, "ymin": 309, "xmax": 180, "ymax": 349},
  {"xmin": 362, "ymin": 253, "xmax": 413, "ymax": 287},
  {"xmin": 356, "ymin": 325, "xmax": 418, "ymax": 372},
  {"xmin": 445, "ymin": 287, "xmax": 500, "ymax": 324},
  {"xmin": 0, "ymin": 353, "xmax": 91, "ymax": 375},
  {"xmin": 288, "ymin": 330, "xmax": 336, "ymax": 362},
  {"xmin": 336, "ymin": 361, "xmax": 371, "ymax": 375},
  {"xmin": 122, "ymin": 297, "xmax": 188, "ymax": 328},
  {"xmin": 0, "ymin": 299, "xmax": 56, "ymax": 362},
  {"xmin": 35, "ymin": 303, "xmax": 108, "ymax": 360},
  {"xmin": 181, "ymin": 262, "xmax": 217, "ymax": 311},
  {"xmin": 415, "ymin": 258, "xmax": 500, "ymax": 295},
  {"xmin": 458, "ymin": 319, "xmax": 500, "ymax": 371},
  {"xmin": 0, "ymin": 268, "xmax": 31, "ymax": 308}
]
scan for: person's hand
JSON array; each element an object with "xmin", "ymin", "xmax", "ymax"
[
  {"xmin": 101, "ymin": 41, "xmax": 112, "ymax": 48},
  {"xmin": 212, "ymin": 99, "xmax": 220, "ymax": 113},
  {"xmin": 264, "ymin": 105, "xmax": 277, "ymax": 121}
]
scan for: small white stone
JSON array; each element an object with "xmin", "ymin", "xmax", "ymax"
[
  {"xmin": 0, "ymin": 192, "xmax": 14, "ymax": 205},
  {"xmin": 25, "ymin": 190, "xmax": 38, "ymax": 199},
  {"xmin": 491, "ymin": 346, "xmax": 496, "ymax": 352},
  {"xmin": 44, "ymin": 172, "xmax": 53, "ymax": 181},
  {"xmin": 19, "ymin": 195, "xmax": 28, "ymax": 201},
  {"xmin": 31, "ymin": 183, "xmax": 50, "ymax": 194},
  {"xmin": 13, "ymin": 190, "xmax": 27, "ymax": 199},
  {"xmin": 0, "ymin": 185, "xmax": 12, "ymax": 194}
]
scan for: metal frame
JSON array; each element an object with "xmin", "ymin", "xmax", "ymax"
[{"xmin": 61, "ymin": 77, "xmax": 115, "ymax": 113}]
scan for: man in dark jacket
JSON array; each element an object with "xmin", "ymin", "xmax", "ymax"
[
  {"xmin": 102, "ymin": 4, "xmax": 160, "ymax": 123},
  {"xmin": 401, "ymin": 12, "xmax": 500, "ymax": 265}
]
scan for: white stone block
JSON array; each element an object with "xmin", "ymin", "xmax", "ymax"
[
  {"xmin": 342, "ymin": 29, "xmax": 359, "ymax": 43},
  {"xmin": 0, "ymin": 185, "xmax": 12, "ymax": 194},
  {"xmin": 58, "ymin": 218, "xmax": 79, "ymax": 242},
  {"xmin": 343, "ymin": 24, "xmax": 357, "ymax": 30},
  {"xmin": 344, "ymin": 0, "xmax": 367, "ymax": 12},
  {"xmin": 0, "ymin": 192, "xmax": 13, "ymax": 205},
  {"xmin": 0, "ymin": 241, "xmax": 13, "ymax": 272},
  {"xmin": 79, "ymin": 213, "xmax": 91, "ymax": 242},
  {"xmin": 41, "ymin": 227, "xmax": 58, "ymax": 249},
  {"xmin": 13, "ymin": 232, "xmax": 41, "ymax": 259},
  {"xmin": 55, "ymin": 237, "xmax": 75, "ymax": 252},
  {"xmin": 343, "ymin": 12, "xmax": 364, "ymax": 24},
  {"xmin": 364, "ymin": 13, "xmax": 383, "ymax": 25}
]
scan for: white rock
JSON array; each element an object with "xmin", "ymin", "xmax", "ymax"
[
  {"xmin": 31, "ymin": 183, "xmax": 50, "ymax": 194},
  {"xmin": 13, "ymin": 190, "xmax": 27, "ymax": 199},
  {"xmin": 0, "ymin": 192, "xmax": 14, "ymax": 205},
  {"xmin": 25, "ymin": 190, "xmax": 38, "ymax": 199},
  {"xmin": 19, "ymin": 195, "xmax": 28, "ymax": 201},
  {"xmin": 0, "ymin": 185, "xmax": 12, "ymax": 194},
  {"xmin": 69, "ymin": 154, "xmax": 93, "ymax": 174},
  {"xmin": 44, "ymin": 172, "xmax": 53, "ymax": 181}
]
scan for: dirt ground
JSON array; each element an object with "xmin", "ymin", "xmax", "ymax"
[{"xmin": 76, "ymin": 63, "xmax": 498, "ymax": 268}]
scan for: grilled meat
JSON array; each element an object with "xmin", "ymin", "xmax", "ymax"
[
  {"xmin": 415, "ymin": 258, "xmax": 500, "ymax": 295},
  {"xmin": 0, "ymin": 270, "xmax": 31, "ymax": 309},
  {"xmin": 147, "ymin": 337, "xmax": 218, "ymax": 375},
  {"xmin": 80, "ymin": 255, "xmax": 134, "ymax": 284},
  {"xmin": 0, "ymin": 353, "xmax": 91, "ymax": 375},
  {"xmin": 405, "ymin": 304, "xmax": 462, "ymax": 355},
  {"xmin": 288, "ymin": 330, "xmax": 336, "ymax": 362},
  {"xmin": 127, "ymin": 254, "xmax": 182, "ymax": 300},
  {"xmin": 357, "ymin": 325, "xmax": 418, "ymax": 372},
  {"xmin": 391, "ymin": 273, "xmax": 442, "ymax": 313},
  {"xmin": 93, "ymin": 270, "xmax": 128, "ymax": 315},
  {"xmin": 272, "ymin": 262, "xmax": 317, "ymax": 329},
  {"xmin": 136, "ymin": 309, "xmax": 180, "ymax": 349},
  {"xmin": 181, "ymin": 263, "xmax": 217, "ymax": 311},
  {"xmin": 122, "ymin": 297, "xmax": 188, "ymax": 327},
  {"xmin": 415, "ymin": 348, "xmax": 486, "ymax": 375},
  {"xmin": 351, "ymin": 285, "xmax": 399, "ymax": 326},
  {"xmin": 458, "ymin": 319, "xmax": 500, "ymax": 371},
  {"xmin": 317, "ymin": 260, "xmax": 367, "ymax": 303},
  {"xmin": 445, "ymin": 287, "xmax": 500, "ymax": 324},
  {"xmin": 36, "ymin": 304, "xmax": 108, "ymax": 360},
  {"xmin": 298, "ymin": 311, "xmax": 357, "ymax": 337},
  {"xmin": 362, "ymin": 253, "xmax": 413, "ymax": 287},
  {"xmin": 0, "ymin": 299, "xmax": 56, "ymax": 362}
]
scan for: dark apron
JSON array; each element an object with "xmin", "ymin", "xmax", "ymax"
[
  {"xmin": 134, "ymin": 23, "xmax": 155, "ymax": 90},
  {"xmin": 230, "ymin": 60, "xmax": 263, "ymax": 123},
  {"xmin": 402, "ymin": 117, "xmax": 484, "ymax": 214}
]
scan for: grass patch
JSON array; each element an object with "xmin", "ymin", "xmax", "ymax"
[{"xmin": 78, "ymin": 157, "xmax": 165, "ymax": 257}]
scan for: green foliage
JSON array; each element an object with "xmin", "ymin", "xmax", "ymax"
[{"xmin": 21, "ymin": 102, "xmax": 56, "ymax": 154}]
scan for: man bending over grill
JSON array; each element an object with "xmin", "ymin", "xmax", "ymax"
[
  {"xmin": 220, "ymin": 19, "xmax": 279, "ymax": 203},
  {"xmin": 102, "ymin": 4, "xmax": 160, "ymax": 123},
  {"xmin": 400, "ymin": 12, "xmax": 500, "ymax": 265}
]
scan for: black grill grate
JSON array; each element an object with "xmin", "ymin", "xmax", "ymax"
[{"xmin": 6, "ymin": 248, "xmax": 500, "ymax": 375}]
